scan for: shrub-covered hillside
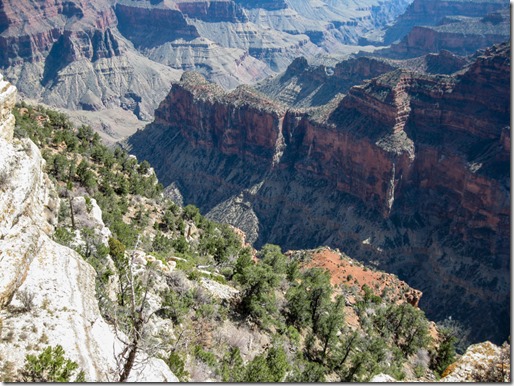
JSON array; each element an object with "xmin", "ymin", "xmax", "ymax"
[{"xmin": 9, "ymin": 103, "xmax": 461, "ymax": 382}]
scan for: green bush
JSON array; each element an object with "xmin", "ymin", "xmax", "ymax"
[
  {"xmin": 220, "ymin": 347, "xmax": 244, "ymax": 382},
  {"xmin": 193, "ymin": 345, "xmax": 217, "ymax": 368},
  {"xmin": 243, "ymin": 346, "xmax": 290, "ymax": 382},
  {"xmin": 21, "ymin": 345, "xmax": 85, "ymax": 382},
  {"xmin": 54, "ymin": 227, "xmax": 74, "ymax": 246},
  {"xmin": 165, "ymin": 352, "xmax": 189, "ymax": 381}
]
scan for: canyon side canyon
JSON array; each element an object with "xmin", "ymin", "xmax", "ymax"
[
  {"xmin": 0, "ymin": 0, "xmax": 508, "ymax": 141},
  {"xmin": 128, "ymin": 40, "xmax": 510, "ymax": 344},
  {"xmin": 0, "ymin": 0, "xmax": 510, "ymax": 353}
]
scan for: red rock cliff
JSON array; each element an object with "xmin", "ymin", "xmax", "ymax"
[
  {"xmin": 128, "ymin": 42, "xmax": 510, "ymax": 343},
  {"xmin": 0, "ymin": 0, "xmax": 119, "ymax": 67},
  {"xmin": 155, "ymin": 72, "xmax": 286, "ymax": 166}
]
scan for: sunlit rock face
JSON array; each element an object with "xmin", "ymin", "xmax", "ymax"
[
  {"xmin": 0, "ymin": 77, "xmax": 177, "ymax": 382},
  {"xmin": 0, "ymin": 0, "xmax": 413, "ymax": 139}
]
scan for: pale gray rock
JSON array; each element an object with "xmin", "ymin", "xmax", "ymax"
[
  {"xmin": 0, "ymin": 77, "xmax": 178, "ymax": 382},
  {"xmin": 0, "ymin": 74, "xmax": 16, "ymax": 142}
]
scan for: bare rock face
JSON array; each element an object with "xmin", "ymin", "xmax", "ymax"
[
  {"xmin": 154, "ymin": 71, "xmax": 287, "ymax": 166},
  {"xmin": 441, "ymin": 341, "xmax": 510, "ymax": 382},
  {"xmin": 0, "ymin": 77, "xmax": 54, "ymax": 307},
  {"xmin": 127, "ymin": 42, "xmax": 510, "ymax": 344},
  {"xmin": 0, "ymin": 76, "xmax": 177, "ymax": 382},
  {"xmin": 0, "ymin": 74, "xmax": 16, "ymax": 141}
]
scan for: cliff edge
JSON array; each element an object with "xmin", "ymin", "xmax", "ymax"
[{"xmin": 0, "ymin": 76, "xmax": 177, "ymax": 382}]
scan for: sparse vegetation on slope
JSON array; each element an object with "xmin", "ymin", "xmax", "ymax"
[{"xmin": 9, "ymin": 104, "xmax": 483, "ymax": 382}]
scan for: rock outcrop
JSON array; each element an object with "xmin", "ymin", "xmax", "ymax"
[
  {"xmin": 297, "ymin": 247, "xmax": 423, "ymax": 307},
  {"xmin": 127, "ymin": 42, "xmax": 510, "ymax": 344},
  {"xmin": 441, "ymin": 341, "xmax": 510, "ymax": 382},
  {"xmin": 0, "ymin": 74, "xmax": 15, "ymax": 142},
  {"xmin": 0, "ymin": 77, "xmax": 177, "ymax": 381}
]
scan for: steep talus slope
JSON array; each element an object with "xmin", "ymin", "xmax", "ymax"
[
  {"xmin": 127, "ymin": 42, "xmax": 510, "ymax": 344},
  {"xmin": 0, "ymin": 76, "xmax": 177, "ymax": 381}
]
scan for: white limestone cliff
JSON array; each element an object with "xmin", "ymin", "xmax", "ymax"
[
  {"xmin": 0, "ymin": 74, "xmax": 16, "ymax": 142},
  {"xmin": 0, "ymin": 77, "xmax": 177, "ymax": 382}
]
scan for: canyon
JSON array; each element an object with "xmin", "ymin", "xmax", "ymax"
[
  {"xmin": 0, "ymin": 0, "xmax": 508, "ymax": 142},
  {"xmin": 0, "ymin": 0, "xmax": 511, "ymax": 381},
  {"xmin": 127, "ymin": 42, "xmax": 510, "ymax": 344},
  {"xmin": 0, "ymin": 0, "xmax": 414, "ymax": 140}
]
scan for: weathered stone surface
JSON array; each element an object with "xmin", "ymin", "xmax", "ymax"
[
  {"xmin": 0, "ymin": 122, "xmax": 54, "ymax": 309},
  {"xmin": 0, "ymin": 74, "xmax": 16, "ymax": 141},
  {"xmin": 1, "ymin": 235, "xmax": 178, "ymax": 382},
  {"xmin": 128, "ymin": 42, "xmax": 510, "ymax": 343},
  {"xmin": 0, "ymin": 77, "xmax": 177, "ymax": 382},
  {"xmin": 200, "ymin": 277, "xmax": 239, "ymax": 300},
  {"xmin": 441, "ymin": 341, "xmax": 510, "ymax": 382},
  {"xmin": 370, "ymin": 373, "xmax": 397, "ymax": 382}
]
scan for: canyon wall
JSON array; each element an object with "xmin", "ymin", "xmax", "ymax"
[
  {"xmin": 0, "ymin": 0, "xmax": 415, "ymax": 141},
  {"xmin": 128, "ymin": 42, "xmax": 510, "ymax": 344},
  {"xmin": 386, "ymin": 10, "xmax": 510, "ymax": 58},
  {"xmin": 0, "ymin": 0, "xmax": 182, "ymax": 141},
  {"xmin": 383, "ymin": 0, "xmax": 508, "ymax": 44}
]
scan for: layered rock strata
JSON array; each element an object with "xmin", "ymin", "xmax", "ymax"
[
  {"xmin": 383, "ymin": 0, "xmax": 509, "ymax": 44},
  {"xmin": 128, "ymin": 42, "xmax": 510, "ymax": 344},
  {"xmin": 385, "ymin": 10, "xmax": 510, "ymax": 58},
  {"xmin": 0, "ymin": 0, "xmax": 182, "ymax": 140},
  {"xmin": 257, "ymin": 50, "xmax": 472, "ymax": 108}
]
